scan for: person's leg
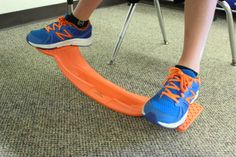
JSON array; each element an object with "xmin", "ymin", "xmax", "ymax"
[
  {"xmin": 144, "ymin": 0, "xmax": 218, "ymax": 128},
  {"xmin": 179, "ymin": 0, "xmax": 218, "ymax": 73},
  {"xmin": 27, "ymin": 0, "xmax": 102, "ymax": 49},
  {"xmin": 67, "ymin": 0, "xmax": 103, "ymax": 28},
  {"xmin": 73, "ymin": 0, "xmax": 103, "ymax": 21}
]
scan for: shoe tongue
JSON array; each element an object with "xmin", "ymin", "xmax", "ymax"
[
  {"xmin": 167, "ymin": 69, "xmax": 193, "ymax": 96},
  {"xmin": 180, "ymin": 69, "xmax": 196, "ymax": 78}
]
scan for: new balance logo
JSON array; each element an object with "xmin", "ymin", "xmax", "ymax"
[{"xmin": 55, "ymin": 30, "xmax": 72, "ymax": 40}]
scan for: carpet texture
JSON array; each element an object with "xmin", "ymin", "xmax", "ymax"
[{"xmin": 0, "ymin": 3, "xmax": 236, "ymax": 157}]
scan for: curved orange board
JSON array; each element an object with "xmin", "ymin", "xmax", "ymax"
[
  {"xmin": 38, "ymin": 46, "xmax": 149, "ymax": 116},
  {"xmin": 37, "ymin": 46, "xmax": 203, "ymax": 131}
]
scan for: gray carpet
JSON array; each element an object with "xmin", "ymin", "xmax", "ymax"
[{"xmin": 1, "ymin": 3, "xmax": 236, "ymax": 157}]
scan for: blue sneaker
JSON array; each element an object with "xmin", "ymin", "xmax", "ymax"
[
  {"xmin": 26, "ymin": 16, "xmax": 92, "ymax": 49},
  {"xmin": 143, "ymin": 67, "xmax": 201, "ymax": 128}
]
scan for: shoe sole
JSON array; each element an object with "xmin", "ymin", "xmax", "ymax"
[
  {"xmin": 143, "ymin": 91, "xmax": 199, "ymax": 129},
  {"xmin": 28, "ymin": 37, "xmax": 92, "ymax": 49}
]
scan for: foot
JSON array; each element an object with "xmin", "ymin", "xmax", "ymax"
[
  {"xmin": 26, "ymin": 16, "xmax": 92, "ymax": 49},
  {"xmin": 143, "ymin": 67, "xmax": 201, "ymax": 129}
]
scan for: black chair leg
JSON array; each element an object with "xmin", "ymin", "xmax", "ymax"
[{"xmin": 67, "ymin": 0, "xmax": 74, "ymax": 14}]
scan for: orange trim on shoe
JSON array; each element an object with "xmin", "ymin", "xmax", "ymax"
[
  {"xmin": 55, "ymin": 30, "xmax": 72, "ymax": 40},
  {"xmin": 45, "ymin": 16, "xmax": 73, "ymax": 32}
]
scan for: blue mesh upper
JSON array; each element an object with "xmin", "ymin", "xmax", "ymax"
[
  {"xmin": 144, "ymin": 69, "xmax": 200, "ymax": 124},
  {"xmin": 27, "ymin": 18, "xmax": 92, "ymax": 45}
]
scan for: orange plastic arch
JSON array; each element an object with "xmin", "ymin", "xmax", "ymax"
[{"xmin": 37, "ymin": 46, "xmax": 203, "ymax": 132}]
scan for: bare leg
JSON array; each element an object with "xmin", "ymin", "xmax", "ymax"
[
  {"xmin": 178, "ymin": 0, "xmax": 218, "ymax": 73},
  {"xmin": 73, "ymin": 0, "xmax": 103, "ymax": 21}
]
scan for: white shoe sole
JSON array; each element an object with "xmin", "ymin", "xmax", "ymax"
[{"xmin": 28, "ymin": 37, "xmax": 92, "ymax": 49}]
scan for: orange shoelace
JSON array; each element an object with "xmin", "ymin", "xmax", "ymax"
[
  {"xmin": 161, "ymin": 67, "xmax": 200, "ymax": 104},
  {"xmin": 45, "ymin": 16, "xmax": 72, "ymax": 32}
]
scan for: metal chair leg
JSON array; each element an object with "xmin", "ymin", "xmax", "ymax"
[
  {"xmin": 108, "ymin": 3, "xmax": 137, "ymax": 65},
  {"xmin": 154, "ymin": 0, "xmax": 168, "ymax": 45},
  {"xmin": 218, "ymin": 1, "xmax": 236, "ymax": 66},
  {"xmin": 67, "ymin": 0, "xmax": 74, "ymax": 14}
]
